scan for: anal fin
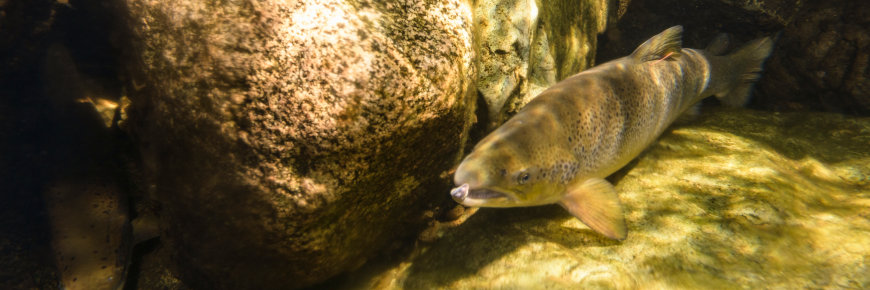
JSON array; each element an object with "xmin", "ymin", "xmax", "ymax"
[
  {"xmin": 674, "ymin": 103, "xmax": 702, "ymax": 125},
  {"xmin": 559, "ymin": 178, "xmax": 627, "ymax": 240}
]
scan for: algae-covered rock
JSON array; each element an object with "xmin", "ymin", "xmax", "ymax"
[
  {"xmin": 473, "ymin": 0, "xmax": 608, "ymax": 128},
  {"xmin": 758, "ymin": 0, "xmax": 870, "ymax": 114},
  {"xmin": 121, "ymin": 0, "xmax": 475, "ymax": 288},
  {"xmin": 600, "ymin": 0, "xmax": 870, "ymax": 115},
  {"xmin": 346, "ymin": 109, "xmax": 870, "ymax": 288}
]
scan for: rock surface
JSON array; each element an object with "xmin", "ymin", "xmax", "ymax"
[
  {"xmin": 599, "ymin": 0, "xmax": 870, "ymax": 115},
  {"xmin": 333, "ymin": 109, "xmax": 870, "ymax": 289},
  {"xmin": 0, "ymin": 1, "xmax": 59, "ymax": 287},
  {"xmin": 41, "ymin": 43, "xmax": 131, "ymax": 290},
  {"xmin": 759, "ymin": 0, "xmax": 870, "ymax": 114},
  {"xmin": 472, "ymin": 0, "xmax": 608, "ymax": 128},
  {"xmin": 121, "ymin": 0, "xmax": 475, "ymax": 288}
]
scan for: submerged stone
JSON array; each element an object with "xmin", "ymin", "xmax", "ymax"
[
  {"xmin": 472, "ymin": 0, "xmax": 609, "ymax": 128},
  {"xmin": 120, "ymin": 0, "xmax": 475, "ymax": 288},
  {"xmin": 338, "ymin": 109, "xmax": 870, "ymax": 289}
]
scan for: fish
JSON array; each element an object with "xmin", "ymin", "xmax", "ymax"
[{"xmin": 450, "ymin": 26, "xmax": 773, "ymax": 240}]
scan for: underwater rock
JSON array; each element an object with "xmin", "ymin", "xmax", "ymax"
[
  {"xmin": 600, "ymin": 0, "xmax": 870, "ymax": 115},
  {"xmin": 0, "ymin": 0, "xmax": 57, "ymax": 85},
  {"xmin": 758, "ymin": 0, "xmax": 870, "ymax": 114},
  {"xmin": 44, "ymin": 180, "xmax": 131, "ymax": 290},
  {"xmin": 41, "ymin": 42, "xmax": 134, "ymax": 290},
  {"xmin": 472, "ymin": 0, "xmax": 608, "ymax": 128},
  {"xmin": 121, "ymin": 0, "xmax": 474, "ymax": 288},
  {"xmin": 339, "ymin": 109, "xmax": 870, "ymax": 288},
  {"xmin": 1, "ymin": 2, "xmax": 131, "ymax": 288}
]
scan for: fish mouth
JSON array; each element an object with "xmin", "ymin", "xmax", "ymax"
[
  {"xmin": 450, "ymin": 183, "xmax": 513, "ymax": 207},
  {"xmin": 467, "ymin": 188, "xmax": 508, "ymax": 199}
]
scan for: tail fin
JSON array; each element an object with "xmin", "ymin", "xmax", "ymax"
[{"xmin": 711, "ymin": 36, "xmax": 774, "ymax": 107}]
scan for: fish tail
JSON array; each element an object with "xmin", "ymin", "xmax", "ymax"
[{"xmin": 708, "ymin": 36, "xmax": 775, "ymax": 107}]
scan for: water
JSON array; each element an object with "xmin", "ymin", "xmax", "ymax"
[{"xmin": 2, "ymin": 0, "xmax": 868, "ymax": 289}]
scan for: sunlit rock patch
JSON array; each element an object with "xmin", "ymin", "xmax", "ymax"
[{"xmin": 335, "ymin": 109, "xmax": 870, "ymax": 289}]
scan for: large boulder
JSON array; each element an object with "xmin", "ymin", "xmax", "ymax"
[
  {"xmin": 121, "ymin": 0, "xmax": 475, "ymax": 288},
  {"xmin": 336, "ymin": 109, "xmax": 870, "ymax": 288}
]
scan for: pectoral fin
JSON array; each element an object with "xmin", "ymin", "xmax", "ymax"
[{"xmin": 558, "ymin": 178, "xmax": 627, "ymax": 240}]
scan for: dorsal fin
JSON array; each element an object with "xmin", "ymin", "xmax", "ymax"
[{"xmin": 631, "ymin": 25, "xmax": 683, "ymax": 62}]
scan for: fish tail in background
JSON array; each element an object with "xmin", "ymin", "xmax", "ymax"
[
  {"xmin": 705, "ymin": 33, "xmax": 731, "ymax": 56},
  {"xmin": 707, "ymin": 36, "xmax": 775, "ymax": 107}
]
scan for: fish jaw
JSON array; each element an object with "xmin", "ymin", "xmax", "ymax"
[
  {"xmin": 450, "ymin": 183, "xmax": 520, "ymax": 207},
  {"xmin": 450, "ymin": 181, "xmax": 565, "ymax": 208},
  {"xmin": 451, "ymin": 150, "xmax": 518, "ymax": 207}
]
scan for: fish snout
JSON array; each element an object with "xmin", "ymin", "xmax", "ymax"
[
  {"xmin": 450, "ymin": 183, "xmax": 469, "ymax": 202},
  {"xmin": 453, "ymin": 159, "xmax": 488, "ymax": 188}
]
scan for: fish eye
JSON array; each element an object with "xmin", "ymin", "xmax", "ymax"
[{"xmin": 517, "ymin": 172, "xmax": 530, "ymax": 184}]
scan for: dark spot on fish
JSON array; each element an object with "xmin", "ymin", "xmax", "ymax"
[
  {"xmin": 101, "ymin": 256, "xmax": 107, "ymax": 261},
  {"xmin": 64, "ymin": 265, "xmax": 69, "ymax": 271},
  {"xmin": 498, "ymin": 168, "xmax": 507, "ymax": 176},
  {"xmin": 70, "ymin": 256, "xmax": 75, "ymax": 261},
  {"xmin": 494, "ymin": 48, "xmax": 508, "ymax": 55},
  {"xmin": 102, "ymin": 265, "xmax": 107, "ymax": 269},
  {"xmin": 73, "ymin": 277, "xmax": 77, "ymax": 282}
]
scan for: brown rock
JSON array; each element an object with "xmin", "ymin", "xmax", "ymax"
[
  {"xmin": 758, "ymin": 0, "xmax": 870, "ymax": 114},
  {"xmin": 121, "ymin": 0, "xmax": 475, "ymax": 288},
  {"xmin": 472, "ymin": 0, "xmax": 609, "ymax": 129},
  {"xmin": 599, "ymin": 0, "xmax": 870, "ymax": 115}
]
